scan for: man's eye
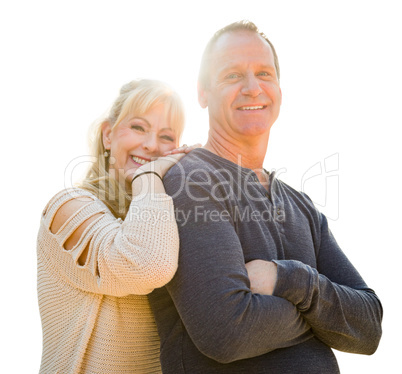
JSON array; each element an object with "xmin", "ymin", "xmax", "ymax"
[
  {"xmin": 257, "ymin": 71, "xmax": 271, "ymax": 77},
  {"xmin": 226, "ymin": 73, "xmax": 240, "ymax": 79}
]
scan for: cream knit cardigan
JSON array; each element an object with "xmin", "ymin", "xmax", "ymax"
[{"xmin": 37, "ymin": 188, "xmax": 179, "ymax": 373}]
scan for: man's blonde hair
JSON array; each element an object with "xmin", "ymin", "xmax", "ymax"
[{"xmin": 198, "ymin": 20, "xmax": 280, "ymax": 90}]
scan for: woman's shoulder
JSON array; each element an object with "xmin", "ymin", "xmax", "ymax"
[
  {"xmin": 41, "ymin": 188, "xmax": 98, "ymax": 219},
  {"xmin": 39, "ymin": 187, "xmax": 113, "ymax": 246},
  {"xmin": 45, "ymin": 187, "xmax": 96, "ymax": 205}
]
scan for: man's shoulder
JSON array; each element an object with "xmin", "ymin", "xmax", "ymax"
[
  {"xmin": 163, "ymin": 149, "xmax": 238, "ymax": 199},
  {"xmin": 165, "ymin": 148, "xmax": 221, "ymax": 178}
]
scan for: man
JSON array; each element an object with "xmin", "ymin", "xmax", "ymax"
[{"xmin": 149, "ymin": 20, "xmax": 382, "ymax": 373}]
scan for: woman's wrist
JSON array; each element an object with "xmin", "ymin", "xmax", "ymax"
[
  {"xmin": 131, "ymin": 169, "xmax": 165, "ymax": 195},
  {"xmin": 132, "ymin": 170, "xmax": 162, "ymax": 184}
]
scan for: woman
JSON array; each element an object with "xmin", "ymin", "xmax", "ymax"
[{"xmin": 37, "ymin": 79, "xmax": 194, "ymax": 373}]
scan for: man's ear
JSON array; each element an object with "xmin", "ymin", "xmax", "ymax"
[
  {"xmin": 101, "ymin": 121, "xmax": 112, "ymax": 149},
  {"xmin": 197, "ymin": 81, "xmax": 208, "ymax": 109}
]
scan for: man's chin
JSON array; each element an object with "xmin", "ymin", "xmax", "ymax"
[{"xmin": 234, "ymin": 122, "xmax": 273, "ymax": 137}]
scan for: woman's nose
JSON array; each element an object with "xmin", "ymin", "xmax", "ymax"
[{"xmin": 142, "ymin": 133, "xmax": 158, "ymax": 153}]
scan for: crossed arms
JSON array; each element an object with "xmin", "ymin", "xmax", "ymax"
[{"xmin": 163, "ymin": 166, "xmax": 382, "ymax": 363}]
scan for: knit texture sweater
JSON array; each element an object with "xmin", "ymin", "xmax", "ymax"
[{"xmin": 37, "ymin": 188, "xmax": 179, "ymax": 374}]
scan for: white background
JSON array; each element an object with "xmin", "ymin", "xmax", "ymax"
[{"xmin": 1, "ymin": 1, "xmax": 401, "ymax": 372}]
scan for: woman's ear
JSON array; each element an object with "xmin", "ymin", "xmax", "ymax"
[{"xmin": 101, "ymin": 121, "xmax": 112, "ymax": 149}]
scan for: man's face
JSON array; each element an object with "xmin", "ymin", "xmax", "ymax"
[{"xmin": 199, "ymin": 31, "xmax": 282, "ymax": 140}]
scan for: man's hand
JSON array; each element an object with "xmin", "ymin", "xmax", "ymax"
[{"xmin": 245, "ymin": 259, "xmax": 278, "ymax": 295}]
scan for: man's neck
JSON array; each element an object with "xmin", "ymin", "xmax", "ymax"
[{"xmin": 204, "ymin": 130, "xmax": 270, "ymax": 186}]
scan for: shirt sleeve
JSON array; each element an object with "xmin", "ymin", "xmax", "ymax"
[
  {"xmin": 163, "ymin": 173, "xmax": 312, "ymax": 364},
  {"xmin": 39, "ymin": 188, "xmax": 179, "ymax": 296},
  {"xmin": 272, "ymin": 210, "xmax": 383, "ymax": 355}
]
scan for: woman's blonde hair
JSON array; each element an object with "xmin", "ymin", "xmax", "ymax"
[{"xmin": 78, "ymin": 79, "xmax": 185, "ymax": 219}]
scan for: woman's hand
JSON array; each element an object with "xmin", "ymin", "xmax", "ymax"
[
  {"xmin": 131, "ymin": 144, "xmax": 201, "ymax": 194},
  {"xmin": 163, "ymin": 143, "xmax": 202, "ymax": 156},
  {"xmin": 133, "ymin": 153, "xmax": 184, "ymax": 180},
  {"xmin": 134, "ymin": 143, "xmax": 201, "ymax": 179},
  {"xmin": 131, "ymin": 154, "xmax": 184, "ymax": 195},
  {"xmin": 245, "ymin": 259, "xmax": 278, "ymax": 295}
]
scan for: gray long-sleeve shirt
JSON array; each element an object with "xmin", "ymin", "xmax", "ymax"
[{"xmin": 149, "ymin": 148, "xmax": 382, "ymax": 374}]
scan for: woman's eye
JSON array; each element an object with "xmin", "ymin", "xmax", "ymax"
[
  {"xmin": 131, "ymin": 125, "xmax": 145, "ymax": 132},
  {"xmin": 161, "ymin": 135, "xmax": 175, "ymax": 142}
]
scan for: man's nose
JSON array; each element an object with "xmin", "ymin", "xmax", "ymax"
[{"xmin": 241, "ymin": 74, "xmax": 262, "ymax": 97}]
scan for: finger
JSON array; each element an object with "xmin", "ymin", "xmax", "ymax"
[
  {"xmin": 183, "ymin": 143, "xmax": 202, "ymax": 153},
  {"xmin": 163, "ymin": 144, "xmax": 188, "ymax": 156},
  {"xmin": 163, "ymin": 143, "xmax": 202, "ymax": 156},
  {"xmin": 163, "ymin": 149, "xmax": 183, "ymax": 155}
]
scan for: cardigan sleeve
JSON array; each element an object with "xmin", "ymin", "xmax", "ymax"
[
  {"xmin": 272, "ymin": 212, "xmax": 383, "ymax": 355},
  {"xmin": 39, "ymin": 188, "xmax": 179, "ymax": 296},
  {"xmin": 163, "ymin": 173, "xmax": 312, "ymax": 364}
]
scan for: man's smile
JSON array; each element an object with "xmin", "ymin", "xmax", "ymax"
[{"xmin": 237, "ymin": 105, "xmax": 267, "ymax": 111}]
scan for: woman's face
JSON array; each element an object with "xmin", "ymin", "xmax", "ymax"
[{"xmin": 103, "ymin": 104, "xmax": 179, "ymax": 186}]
